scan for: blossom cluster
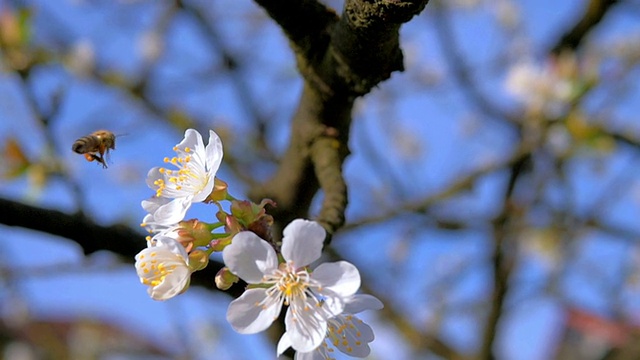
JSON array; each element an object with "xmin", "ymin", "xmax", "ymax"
[
  {"xmin": 504, "ymin": 59, "xmax": 575, "ymax": 118},
  {"xmin": 135, "ymin": 129, "xmax": 383, "ymax": 359}
]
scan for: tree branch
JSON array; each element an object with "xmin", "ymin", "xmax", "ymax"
[
  {"xmin": 323, "ymin": 247, "xmax": 465, "ymax": 360},
  {"xmin": 341, "ymin": 145, "xmax": 531, "ymax": 231},
  {"xmin": 551, "ymin": 0, "xmax": 619, "ymax": 54},
  {"xmin": 432, "ymin": 3, "xmax": 516, "ymax": 124},
  {"xmin": 250, "ymin": 0, "xmax": 431, "ymax": 239},
  {"xmin": 310, "ymin": 130, "xmax": 348, "ymax": 239},
  {"xmin": 252, "ymin": 0, "xmax": 339, "ymax": 61},
  {"xmin": 0, "ymin": 197, "xmax": 231, "ymax": 293},
  {"xmin": 478, "ymin": 155, "xmax": 529, "ymax": 360}
]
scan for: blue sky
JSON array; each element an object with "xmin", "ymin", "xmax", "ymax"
[{"xmin": 2, "ymin": 0, "xmax": 640, "ymax": 359}]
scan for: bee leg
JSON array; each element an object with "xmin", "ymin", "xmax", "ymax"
[
  {"xmin": 84, "ymin": 153, "xmax": 108, "ymax": 168},
  {"xmin": 95, "ymin": 155, "xmax": 108, "ymax": 168}
]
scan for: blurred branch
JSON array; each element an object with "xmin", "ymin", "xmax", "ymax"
[
  {"xmin": 478, "ymin": 152, "xmax": 531, "ymax": 359},
  {"xmin": 608, "ymin": 129, "xmax": 640, "ymax": 150},
  {"xmin": 0, "ymin": 24, "xmax": 86, "ymax": 209},
  {"xmin": 324, "ymin": 247, "xmax": 466, "ymax": 360},
  {"xmin": 342, "ymin": 145, "xmax": 531, "ymax": 231},
  {"xmin": 177, "ymin": 0, "xmax": 278, "ymax": 169},
  {"xmin": 0, "ymin": 197, "xmax": 232, "ymax": 294},
  {"xmin": 432, "ymin": 3, "xmax": 516, "ymax": 124},
  {"xmin": 586, "ymin": 218, "xmax": 640, "ymax": 242},
  {"xmin": 550, "ymin": 0, "xmax": 620, "ymax": 54},
  {"xmin": 0, "ymin": 197, "xmax": 143, "ymax": 258}
]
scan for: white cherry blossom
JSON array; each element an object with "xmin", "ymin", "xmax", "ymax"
[
  {"xmin": 223, "ymin": 219, "xmax": 361, "ymax": 352},
  {"xmin": 140, "ymin": 197, "xmax": 181, "ymax": 234},
  {"xmin": 278, "ymin": 294, "xmax": 384, "ymax": 359},
  {"xmin": 144, "ymin": 129, "xmax": 223, "ymax": 226},
  {"xmin": 135, "ymin": 235, "xmax": 192, "ymax": 301}
]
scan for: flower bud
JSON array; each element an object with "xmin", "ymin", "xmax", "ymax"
[
  {"xmin": 205, "ymin": 178, "xmax": 229, "ymax": 202},
  {"xmin": 230, "ymin": 198, "xmax": 276, "ymax": 227},
  {"xmin": 209, "ymin": 236, "xmax": 232, "ymax": 252},
  {"xmin": 217, "ymin": 210, "xmax": 242, "ymax": 234},
  {"xmin": 248, "ymin": 214, "xmax": 274, "ymax": 243},
  {"xmin": 177, "ymin": 219, "xmax": 215, "ymax": 248},
  {"xmin": 215, "ymin": 267, "xmax": 238, "ymax": 291},
  {"xmin": 188, "ymin": 249, "xmax": 210, "ymax": 271}
]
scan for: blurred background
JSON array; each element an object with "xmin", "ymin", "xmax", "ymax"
[{"xmin": 1, "ymin": 0, "xmax": 640, "ymax": 359}]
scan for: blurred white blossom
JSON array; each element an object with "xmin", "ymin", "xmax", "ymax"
[
  {"xmin": 67, "ymin": 39, "xmax": 95, "ymax": 76},
  {"xmin": 138, "ymin": 31, "xmax": 163, "ymax": 63},
  {"xmin": 505, "ymin": 60, "xmax": 573, "ymax": 117}
]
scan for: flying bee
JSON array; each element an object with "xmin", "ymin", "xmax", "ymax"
[{"xmin": 72, "ymin": 130, "xmax": 117, "ymax": 168}]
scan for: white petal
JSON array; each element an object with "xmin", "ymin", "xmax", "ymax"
[
  {"xmin": 312, "ymin": 261, "xmax": 361, "ymax": 297},
  {"xmin": 145, "ymin": 167, "xmax": 163, "ymax": 190},
  {"xmin": 332, "ymin": 315, "xmax": 374, "ymax": 356},
  {"xmin": 141, "ymin": 197, "xmax": 176, "ymax": 232},
  {"xmin": 226, "ymin": 288, "xmax": 281, "ymax": 334},
  {"xmin": 154, "ymin": 236, "xmax": 188, "ymax": 260},
  {"xmin": 141, "ymin": 213, "xmax": 164, "ymax": 235},
  {"xmin": 344, "ymin": 294, "xmax": 384, "ymax": 314},
  {"xmin": 176, "ymin": 129, "xmax": 206, "ymax": 169},
  {"xmin": 135, "ymin": 242, "xmax": 191, "ymax": 301},
  {"xmin": 277, "ymin": 332, "xmax": 293, "ymax": 356},
  {"xmin": 178, "ymin": 129, "xmax": 205, "ymax": 158},
  {"xmin": 350, "ymin": 315, "xmax": 375, "ymax": 342},
  {"xmin": 145, "ymin": 167, "xmax": 188, "ymax": 199},
  {"xmin": 294, "ymin": 351, "xmax": 325, "ymax": 360},
  {"xmin": 205, "ymin": 129, "xmax": 223, "ymax": 174},
  {"xmin": 284, "ymin": 300, "xmax": 327, "ymax": 352},
  {"xmin": 190, "ymin": 170, "xmax": 215, "ymax": 203},
  {"xmin": 223, "ymin": 232, "xmax": 278, "ymax": 283},
  {"xmin": 281, "ymin": 219, "xmax": 325, "ymax": 267},
  {"xmin": 294, "ymin": 347, "xmax": 327, "ymax": 360},
  {"xmin": 152, "ymin": 197, "xmax": 192, "ymax": 225},
  {"xmin": 147, "ymin": 267, "xmax": 190, "ymax": 301},
  {"xmin": 141, "ymin": 196, "xmax": 169, "ymax": 213},
  {"xmin": 316, "ymin": 289, "xmax": 345, "ymax": 318}
]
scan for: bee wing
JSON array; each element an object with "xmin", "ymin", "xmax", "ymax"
[{"xmin": 104, "ymin": 149, "xmax": 112, "ymax": 165}]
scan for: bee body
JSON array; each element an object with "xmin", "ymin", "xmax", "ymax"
[{"xmin": 72, "ymin": 130, "xmax": 117, "ymax": 168}]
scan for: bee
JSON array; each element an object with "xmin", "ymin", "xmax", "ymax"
[{"xmin": 71, "ymin": 130, "xmax": 117, "ymax": 168}]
